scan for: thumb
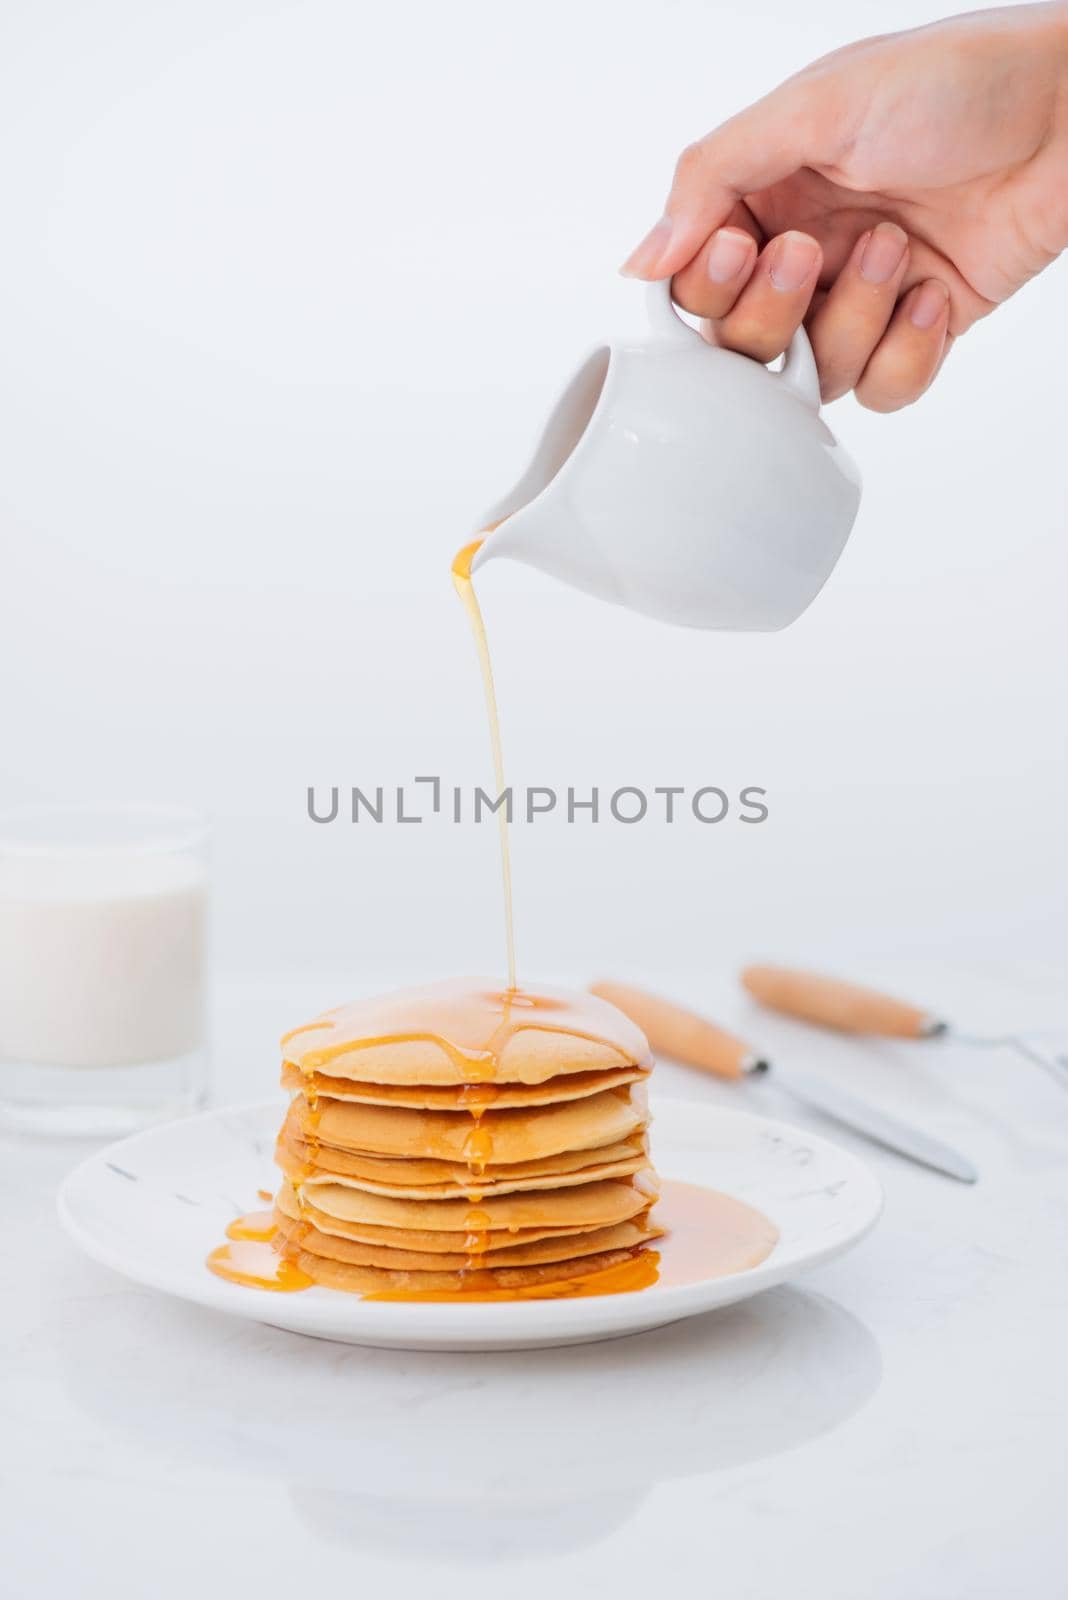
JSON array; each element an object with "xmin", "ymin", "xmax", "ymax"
[{"xmin": 622, "ymin": 79, "xmax": 832, "ymax": 279}]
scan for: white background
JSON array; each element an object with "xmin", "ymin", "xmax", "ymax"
[
  {"xmin": 2, "ymin": 11, "xmax": 1066, "ymax": 1596},
  {"xmin": 1, "ymin": 0, "xmax": 1064, "ymax": 994}
]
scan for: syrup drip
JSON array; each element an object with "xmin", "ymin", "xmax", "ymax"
[
  {"xmin": 462, "ymin": 1205, "xmax": 492, "ymax": 1270},
  {"xmin": 458, "ymin": 1083, "xmax": 499, "ymax": 1111},
  {"xmin": 463, "ymin": 1124, "xmax": 495, "ymax": 1174},
  {"xmin": 285, "ymin": 1064, "xmax": 323, "ymax": 1234},
  {"xmin": 206, "ymin": 1181, "xmax": 778, "ymax": 1302},
  {"xmin": 452, "ymin": 537, "xmax": 516, "ymax": 991}
]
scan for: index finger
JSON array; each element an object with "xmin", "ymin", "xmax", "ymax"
[{"xmin": 621, "ymin": 79, "xmax": 833, "ymax": 280}]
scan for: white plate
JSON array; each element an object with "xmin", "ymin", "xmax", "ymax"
[{"xmin": 58, "ymin": 1096, "xmax": 882, "ymax": 1350}]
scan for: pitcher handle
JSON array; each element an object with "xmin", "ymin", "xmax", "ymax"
[
  {"xmin": 646, "ymin": 279, "xmax": 822, "ymax": 408},
  {"xmin": 645, "ymin": 279, "xmax": 703, "ymax": 344},
  {"xmin": 779, "ymin": 326, "xmax": 821, "ymax": 409}
]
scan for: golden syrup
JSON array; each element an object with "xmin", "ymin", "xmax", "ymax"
[
  {"xmin": 653, "ymin": 1179, "xmax": 778, "ymax": 1288},
  {"xmin": 458, "ymin": 1083, "xmax": 500, "ymax": 1111},
  {"xmin": 462, "ymin": 1234, "xmax": 491, "ymax": 1271},
  {"xmin": 291, "ymin": 1081, "xmax": 323, "ymax": 1195},
  {"xmin": 225, "ymin": 1209, "xmax": 276, "ymax": 1242},
  {"xmin": 460, "ymin": 1202, "xmax": 492, "ymax": 1271},
  {"xmin": 206, "ymin": 1237, "xmax": 313, "ymax": 1292},
  {"xmin": 289, "ymin": 1026, "xmax": 324, "ymax": 1196},
  {"xmin": 304, "ymin": 1074, "xmax": 320, "ymax": 1115},
  {"xmin": 452, "ymin": 537, "xmax": 516, "ymax": 991},
  {"xmin": 281, "ymin": 978, "xmax": 652, "ymax": 1088},
  {"xmin": 463, "ymin": 1124, "xmax": 495, "ymax": 1173}
]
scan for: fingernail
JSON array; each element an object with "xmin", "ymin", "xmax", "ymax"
[
  {"xmin": 620, "ymin": 215, "xmax": 675, "ymax": 278},
  {"xmin": 769, "ymin": 232, "xmax": 819, "ymax": 293},
  {"xmin": 706, "ymin": 227, "xmax": 754, "ymax": 284},
  {"xmin": 859, "ymin": 222, "xmax": 908, "ymax": 285},
  {"xmin": 909, "ymin": 280, "xmax": 949, "ymax": 330}
]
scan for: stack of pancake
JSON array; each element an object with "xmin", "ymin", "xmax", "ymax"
[{"xmin": 271, "ymin": 978, "xmax": 662, "ymax": 1295}]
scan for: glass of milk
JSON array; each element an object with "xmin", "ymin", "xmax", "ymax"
[{"xmin": 0, "ymin": 806, "xmax": 209, "ymax": 1136}]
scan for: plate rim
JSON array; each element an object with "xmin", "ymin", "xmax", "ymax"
[{"xmin": 57, "ymin": 1094, "xmax": 883, "ymax": 1341}]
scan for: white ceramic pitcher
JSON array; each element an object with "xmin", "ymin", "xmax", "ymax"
[{"xmin": 471, "ymin": 281, "xmax": 861, "ymax": 630}]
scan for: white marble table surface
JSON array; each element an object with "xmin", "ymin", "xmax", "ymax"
[{"xmin": 3, "ymin": 964, "xmax": 1066, "ymax": 1599}]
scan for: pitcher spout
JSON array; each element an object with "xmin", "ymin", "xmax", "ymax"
[
  {"xmin": 470, "ymin": 499, "xmax": 624, "ymax": 608},
  {"xmin": 470, "ymin": 507, "xmax": 541, "ymax": 572}
]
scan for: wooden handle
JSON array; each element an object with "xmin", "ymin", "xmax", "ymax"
[
  {"xmin": 740, "ymin": 965, "xmax": 941, "ymax": 1038},
  {"xmin": 589, "ymin": 981, "xmax": 764, "ymax": 1080}
]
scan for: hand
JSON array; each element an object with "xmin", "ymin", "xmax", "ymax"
[{"xmin": 621, "ymin": 5, "xmax": 1068, "ymax": 410}]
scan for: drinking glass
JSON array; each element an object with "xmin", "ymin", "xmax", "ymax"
[{"xmin": 0, "ymin": 806, "xmax": 210, "ymax": 1136}]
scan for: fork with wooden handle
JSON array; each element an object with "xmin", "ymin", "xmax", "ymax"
[
  {"xmin": 741, "ymin": 963, "xmax": 1068, "ymax": 1091},
  {"xmin": 740, "ymin": 965, "xmax": 944, "ymax": 1038},
  {"xmin": 589, "ymin": 979, "xmax": 978, "ymax": 1182}
]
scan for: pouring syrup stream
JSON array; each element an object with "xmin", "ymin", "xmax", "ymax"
[{"xmin": 452, "ymin": 537, "xmax": 517, "ymax": 990}]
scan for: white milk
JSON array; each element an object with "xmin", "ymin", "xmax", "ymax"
[{"xmin": 0, "ymin": 853, "xmax": 207, "ymax": 1069}]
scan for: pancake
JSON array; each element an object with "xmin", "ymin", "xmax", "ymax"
[
  {"xmin": 280, "ymin": 1061, "xmax": 649, "ymax": 1109},
  {"xmin": 293, "ymin": 1170, "xmax": 659, "ymax": 1234},
  {"xmin": 266, "ymin": 977, "xmax": 662, "ymax": 1297},
  {"xmin": 275, "ymin": 1183, "xmax": 631, "ymax": 1253},
  {"xmin": 294, "ymin": 1150, "xmax": 647, "ymax": 1200},
  {"xmin": 281, "ymin": 977, "xmax": 651, "ymax": 1086},
  {"xmin": 276, "ymin": 1122, "xmax": 647, "ymax": 1187},
  {"xmin": 279, "ymin": 1125, "xmax": 647, "ymax": 1177},
  {"xmin": 290, "ymin": 1083, "xmax": 648, "ymax": 1166},
  {"xmin": 282, "ymin": 1243, "xmax": 645, "ymax": 1295},
  {"xmin": 275, "ymin": 1209, "xmax": 663, "ymax": 1272}
]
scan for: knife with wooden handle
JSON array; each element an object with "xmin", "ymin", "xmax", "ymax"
[
  {"xmin": 740, "ymin": 965, "xmax": 944, "ymax": 1039},
  {"xmin": 589, "ymin": 978, "xmax": 977, "ymax": 1182},
  {"xmin": 589, "ymin": 980, "xmax": 766, "ymax": 1078}
]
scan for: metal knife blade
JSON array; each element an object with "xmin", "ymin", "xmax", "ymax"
[{"xmin": 776, "ymin": 1068, "xmax": 979, "ymax": 1183}]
